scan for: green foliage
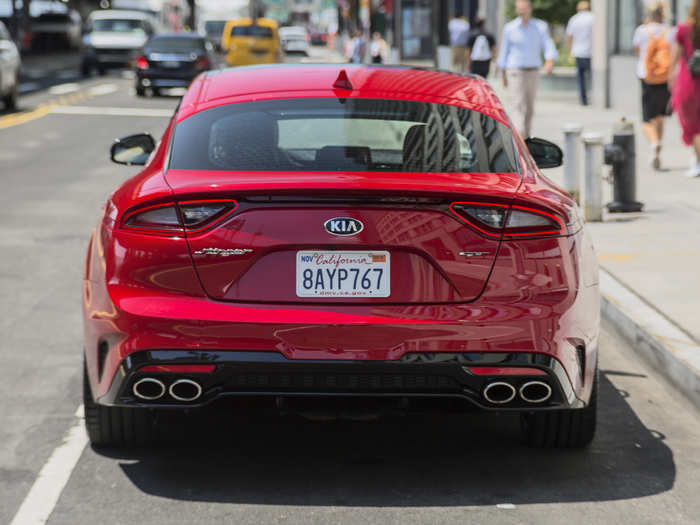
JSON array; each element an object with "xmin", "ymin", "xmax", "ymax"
[{"xmin": 505, "ymin": 0, "xmax": 579, "ymax": 26}]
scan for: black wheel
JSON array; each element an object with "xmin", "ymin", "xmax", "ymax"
[
  {"xmin": 135, "ymin": 86, "xmax": 146, "ymax": 97},
  {"xmin": 3, "ymin": 82, "xmax": 18, "ymax": 111},
  {"xmin": 83, "ymin": 359, "xmax": 156, "ymax": 447},
  {"xmin": 521, "ymin": 366, "xmax": 597, "ymax": 449},
  {"xmin": 151, "ymin": 87, "xmax": 161, "ymax": 97},
  {"xmin": 97, "ymin": 66, "xmax": 107, "ymax": 76},
  {"xmin": 81, "ymin": 60, "xmax": 92, "ymax": 77}
]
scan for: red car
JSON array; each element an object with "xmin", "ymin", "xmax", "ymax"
[{"xmin": 83, "ymin": 65, "xmax": 600, "ymax": 448}]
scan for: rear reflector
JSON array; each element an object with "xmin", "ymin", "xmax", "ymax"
[
  {"xmin": 465, "ymin": 367, "xmax": 547, "ymax": 376},
  {"xmin": 139, "ymin": 365, "xmax": 216, "ymax": 373}
]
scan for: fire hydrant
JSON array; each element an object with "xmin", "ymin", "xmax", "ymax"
[{"xmin": 604, "ymin": 119, "xmax": 643, "ymax": 213}]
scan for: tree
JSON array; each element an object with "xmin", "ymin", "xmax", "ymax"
[{"xmin": 505, "ymin": 0, "xmax": 579, "ymax": 26}]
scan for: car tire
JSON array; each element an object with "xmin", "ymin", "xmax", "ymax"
[
  {"xmin": 81, "ymin": 61, "xmax": 92, "ymax": 77},
  {"xmin": 83, "ymin": 359, "xmax": 156, "ymax": 447},
  {"xmin": 520, "ymin": 365, "xmax": 597, "ymax": 449},
  {"xmin": 3, "ymin": 83, "xmax": 18, "ymax": 111},
  {"xmin": 97, "ymin": 66, "xmax": 106, "ymax": 76},
  {"xmin": 135, "ymin": 86, "xmax": 146, "ymax": 97}
]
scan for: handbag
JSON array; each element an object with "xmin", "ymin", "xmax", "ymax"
[{"xmin": 688, "ymin": 48, "xmax": 700, "ymax": 77}]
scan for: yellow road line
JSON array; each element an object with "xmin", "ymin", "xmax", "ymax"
[
  {"xmin": 0, "ymin": 103, "xmax": 55, "ymax": 130},
  {"xmin": 0, "ymin": 84, "xmax": 105, "ymax": 130}
]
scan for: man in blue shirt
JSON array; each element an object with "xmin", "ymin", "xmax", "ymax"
[{"xmin": 497, "ymin": 0, "xmax": 558, "ymax": 137}]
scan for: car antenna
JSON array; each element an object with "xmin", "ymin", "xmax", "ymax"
[{"xmin": 333, "ymin": 69, "xmax": 353, "ymax": 91}]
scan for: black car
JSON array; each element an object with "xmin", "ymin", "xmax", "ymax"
[{"xmin": 135, "ymin": 33, "xmax": 213, "ymax": 96}]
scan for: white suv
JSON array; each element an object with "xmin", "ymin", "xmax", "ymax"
[
  {"xmin": 81, "ymin": 10, "xmax": 156, "ymax": 76},
  {"xmin": 0, "ymin": 21, "xmax": 20, "ymax": 110}
]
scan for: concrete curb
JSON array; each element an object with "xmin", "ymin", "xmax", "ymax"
[{"xmin": 600, "ymin": 268, "xmax": 700, "ymax": 411}]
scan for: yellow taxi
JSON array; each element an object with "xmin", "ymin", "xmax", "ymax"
[{"xmin": 221, "ymin": 18, "xmax": 281, "ymax": 66}]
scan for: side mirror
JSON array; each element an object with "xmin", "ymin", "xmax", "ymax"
[
  {"xmin": 110, "ymin": 133, "xmax": 156, "ymax": 166},
  {"xmin": 525, "ymin": 137, "xmax": 563, "ymax": 169}
]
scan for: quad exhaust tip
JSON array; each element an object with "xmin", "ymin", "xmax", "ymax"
[
  {"xmin": 483, "ymin": 382, "xmax": 517, "ymax": 404},
  {"xmin": 133, "ymin": 378, "xmax": 166, "ymax": 400},
  {"xmin": 169, "ymin": 379, "xmax": 202, "ymax": 402},
  {"xmin": 519, "ymin": 381, "xmax": 552, "ymax": 403}
]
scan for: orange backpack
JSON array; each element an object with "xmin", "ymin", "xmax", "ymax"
[{"xmin": 644, "ymin": 28, "xmax": 672, "ymax": 84}]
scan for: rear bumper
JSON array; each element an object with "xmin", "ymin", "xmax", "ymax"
[
  {"xmin": 136, "ymin": 69, "xmax": 200, "ymax": 87},
  {"xmin": 97, "ymin": 349, "xmax": 584, "ymax": 411}
]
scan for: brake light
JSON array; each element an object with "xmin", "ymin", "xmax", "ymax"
[
  {"xmin": 450, "ymin": 202, "xmax": 565, "ymax": 238},
  {"xmin": 136, "ymin": 56, "xmax": 148, "ymax": 69},
  {"xmin": 122, "ymin": 199, "xmax": 238, "ymax": 235},
  {"xmin": 195, "ymin": 56, "xmax": 211, "ymax": 70}
]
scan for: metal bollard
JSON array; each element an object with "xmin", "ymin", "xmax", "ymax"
[
  {"xmin": 563, "ymin": 123, "xmax": 583, "ymax": 203},
  {"xmin": 582, "ymin": 133, "xmax": 604, "ymax": 222},
  {"xmin": 604, "ymin": 119, "xmax": 644, "ymax": 213}
]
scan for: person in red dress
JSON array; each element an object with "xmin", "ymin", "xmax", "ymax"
[{"xmin": 669, "ymin": 0, "xmax": 700, "ymax": 177}]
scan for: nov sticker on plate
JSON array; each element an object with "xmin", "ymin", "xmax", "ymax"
[{"xmin": 296, "ymin": 251, "xmax": 390, "ymax": 298}]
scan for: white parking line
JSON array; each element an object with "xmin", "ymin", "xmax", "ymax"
[
  {"xmin": 9, "ymin": 405, "xmax": 88, "ymax": 525},
  {"xmin": 48, "ymin": 83, "xmax": 80, "ymax": 95},
  {"xmin": 88, "ymin": 83, "xmax": 120, "ymax": 97},
  {"xmin": 51, "ymin": 105, "xmax": 174, "ymax": 117}
]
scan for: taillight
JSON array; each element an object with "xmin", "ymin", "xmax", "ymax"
[
  {"xmin": 136, "ymin": 56, "xmax": 148, "ymax": 70},
  {"xmin": 450, "ymin": 202, "xmax": 565, "ymax": 238},
  {"xmin": 122, "ymin": 200, "xmax": 238, "ymax": 235},
  {"xmin": 195, "ymin": 56, "xmax": 211, "ymax": 69}
]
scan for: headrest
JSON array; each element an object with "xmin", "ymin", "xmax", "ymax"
[
  {"xmin": 402, "ymin": 124, "xmax": 426, "ymax": 171},
  {"xmin": 209, "ymin": 111, "xmax": 279, "ymax": 170}
]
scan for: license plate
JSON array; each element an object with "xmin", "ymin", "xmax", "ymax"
[
  {"xmin": 296, "ymin": 251, "xmax": 390, "ymax": 298},
  {"xmin": 162, "ymin": 60, "xmax": 180, "ymax": 68}
]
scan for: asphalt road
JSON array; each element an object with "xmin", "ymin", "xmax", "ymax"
[{"xmin": 1, "ymin": 57, "xmax": 700, "ymax": 525}]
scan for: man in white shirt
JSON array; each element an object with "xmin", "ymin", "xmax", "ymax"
[
  {"xmin": 566, "ymin": 1, "xmax": 594, "ymax": 105},
  {"xmin": 497, "ymin": 0, "xmax": 557, "ymax": 138},
  {"xmin": 448, "ymin": 14, "xmax": 470, "ymax": 73}
]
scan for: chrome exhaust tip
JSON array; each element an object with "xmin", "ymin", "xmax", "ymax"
[
  {"xmin": 169, "ymin": 379, "xmax": 202, "ymax": 402},
  {"xmin": 519, "ymin": 381, "xmax": 552, "ymax": 403},
  {"xmin": 483, "ymin": 381, "xmax": 517, "ymax": 404},
  {"xmin": 133, "ymin": 378, "xmax": 166, "ymax": 400}
]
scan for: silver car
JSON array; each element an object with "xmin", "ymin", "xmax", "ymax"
[{"xmin": 0, "ymin": 21, "xmax": 20, "ymax": 110}]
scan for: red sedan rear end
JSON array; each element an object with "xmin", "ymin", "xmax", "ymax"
[{"xmin": 82, "ymin": 65, "xmax": 600, "ymax": 448}]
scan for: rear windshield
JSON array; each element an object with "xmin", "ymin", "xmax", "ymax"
[
  {"xmin": 146, "ymin": 36, "xmax": 205, "ymax": 52},
  {"xmin": 170, "ymin": 98, "xmax": 518, "ymax": 174},
  {"xmin": 204, "ymin": 21, "xmax": 226, "ymax": 35},
  {"xmin": 92, "ymin": 19, "xmax": 146, "ymax": 33},
  {"xmin": 231, "ymin": 24, "xmax": 273, "ymax": 38}
]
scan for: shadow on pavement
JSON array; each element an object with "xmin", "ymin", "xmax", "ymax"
[{"xmin": 96, "ymin": 373, "xmax": 675, "ymax": 506}]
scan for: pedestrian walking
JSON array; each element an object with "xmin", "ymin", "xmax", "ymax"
[
  {"xmin": 497, "ymin": 0, "xmax": 557, "ymax": 138},
  {"xmin": 465, "ymin": 18, "xmax": 496, "ymax": 78},
  {"xmin": 370, "ymin": 32, "xmax": 388, "ymax": 64},
  {"xmin": 349, "ymin": 30, "xmax": 365, "ymax": 64},
  {"xmin": 449, "ymin": 14, "xmax": 470, "ymax": 73},
  {"xmin": 566, "ymin": 1, "xmax": 594, "ymax": 105},
  {"xmin": 669, "ymin": 0, "xmax": 700, "ymax": 177},
  {"xmin": 633, "ymin": 4, "xmax": 674, "ymax": 171}
]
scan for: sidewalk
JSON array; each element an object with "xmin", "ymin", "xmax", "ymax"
[{"xmin": 492, "ymin": 79, "xmax": 700, "ymax": 407}]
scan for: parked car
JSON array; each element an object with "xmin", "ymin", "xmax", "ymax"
[
  {"xmin": 221, "ymin": 17, "xmax": 280, "ymax": 66},
  {"xmin": 309, "ymin": 27, "xmax": 328, "ymax": 46},
  {"xmin": 279, "ymin": 25, "xmax": 309, "ymax": 55},
  {"xmin": 199, "ymin": 17, "xmax": 227, "ymax": 52},
  {"xmin": 81, "ymin": 9, "xmax": 156, "ymax": 76},
  {"xmin": 135, "ymin": 33, "xmax": 212, "ymax": 96},
  {"xmin": 31, "ymin": 8, "xmax": 82, "ymax": 50},
  {"xmin": 83, "ymin": 65, "xmax": 600, "ymax": 449},
  {"xmin": 0, "ymin": 21, "xmax": 19, "ymax": 110}
]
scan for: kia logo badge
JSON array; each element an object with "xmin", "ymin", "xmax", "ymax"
[{"xmin": 324, "ymin": 217, "xmax": 364, "ymax": 236}]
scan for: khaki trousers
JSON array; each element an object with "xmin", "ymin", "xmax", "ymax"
[
  {"xmin": 507, "ymin": 68, "xmax": 540, "ymax": 138},
  {"xmin": 451, "ymin": 45, "xmax": 467, "ymax": 73}
]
